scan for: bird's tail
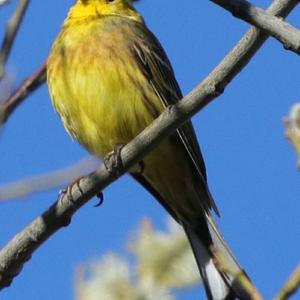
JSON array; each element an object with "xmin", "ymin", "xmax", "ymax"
[{"xmin": 183, "ymin": 215, "xmax": 251, "ymax": 300}]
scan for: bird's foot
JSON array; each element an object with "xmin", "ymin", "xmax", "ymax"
[
  {"xmin": 59, "ymin": 175, "xmax": 85, "ymax": 203},
  {"xmin": 104, "ymin": 145, "xmax": 124, "ymax": 176}
]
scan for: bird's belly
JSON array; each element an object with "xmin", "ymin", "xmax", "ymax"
[
  {"xmin": 49, "ymin": 57, "xmax": 163, "ymax": 159},
  {"xmin": 50, "ymin": 64, "xmax": 201, "ymax": 220}
]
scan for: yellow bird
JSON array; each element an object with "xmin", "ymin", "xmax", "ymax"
[{"xmin": 47, "ymin": 1, "xmax": 249, "ymax": 299}]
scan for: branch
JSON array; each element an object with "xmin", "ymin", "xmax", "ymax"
[
  {"xmin": 212, "ymin": 248, "xmax": 263, "ymax": 300},
  {"xmin": 211, "ymin": 0, "xmax": 300, "ymax": 55},
  {"xmin": 0, "ymin": 0, "xmax": 298, "ymax": 290},
  {"xmin": 274, "ymin": 263, "xmax": 300, "ymax": 300},
  {"xmin": 0, "ymin": 156, "xmax": 98, "ymax": 201},
  {"xmin": 0, "ymin": 62, "xmax": 46, "ymax": 125},
  {"xmin": 0, "ymin": 0, "xmax": 30, "ymax": 80}
]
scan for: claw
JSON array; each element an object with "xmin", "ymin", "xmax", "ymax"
[
  {"xmin": 94, "ymin": 192, "xmax": 104, "ymax": 207},
  {"xmin": 104, "ymin": 145, "xmax": 124, "ymax": 176},
  {"xmin": 59, "ymin": 187, "xmax": 67, "ymax": 197},
  {"xmin": 59, "ymin": 176, "xmax": 85, "ymax": 202}
]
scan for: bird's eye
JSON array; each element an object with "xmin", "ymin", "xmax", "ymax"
[{"xmin": 107, "ymin": 0, "xmax": 115, "ymax": 2}]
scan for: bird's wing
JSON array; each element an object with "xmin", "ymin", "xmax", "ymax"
[{"xmin": 130, "ymin": 23, "xmax": 219, "ymax": 215}]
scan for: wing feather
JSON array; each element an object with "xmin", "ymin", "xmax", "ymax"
[{"xmin": 130, "ymin": 22, "xmax": 219, "ymax": 215}]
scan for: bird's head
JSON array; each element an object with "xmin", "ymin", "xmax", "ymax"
[{"xmin": 66, "ymin": 0, "xmax": 143, "ymax": 24}]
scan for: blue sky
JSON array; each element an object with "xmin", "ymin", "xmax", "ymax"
[{"xmin": 1, "ymin": 0, "xmax": 300, "ymax": 299}]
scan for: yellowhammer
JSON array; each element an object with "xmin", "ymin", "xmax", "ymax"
[{"xmin": 47, "ymin": 1, "xmax": 249, "ymax": 299}]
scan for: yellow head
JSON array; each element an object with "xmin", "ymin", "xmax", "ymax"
[{"xmin": 66, "ymin": 0, "xmax": 143, "ymax": 24}]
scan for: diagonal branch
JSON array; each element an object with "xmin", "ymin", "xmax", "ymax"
[
  {"xmin": 213, "ymin": 248, "xmax": 263, "ymax": 300},
  {"xmin": 274, "ymin": 263, "xmax": 300, "ymax": 300},
  {"xmin": 0, "ymin": 0, "xmax": 298, "ymax": 291},
  {"xmin": 0, "ymin": 62, "xmax": 46, "ymax": 125},
  {"xmin": 0, "ymin": 156, "xmax": 99, "ymax": 201},
  {"xmin": 0, "ymin": 0, "xmax": 30, "ymax": 80},
  {"xmin": 211, "ymin": 0, "xmax": 300, "ymax": 55}
]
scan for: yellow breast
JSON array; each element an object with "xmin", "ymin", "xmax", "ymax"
[{"xmin": 47, "ymin": 18, "xmax": 163, "ymax": 158}]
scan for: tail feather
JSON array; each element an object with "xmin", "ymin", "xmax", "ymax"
[{"xmin": 183, "ymin": 216, "xmax": 251, "ymax": 300}]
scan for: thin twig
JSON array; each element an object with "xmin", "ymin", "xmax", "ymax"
[
  {"xmin": 0, "ymin": 0, "xmax": 30, "ymax": 80},
  {"xmin": 0, "ymin": 62, "xmax": 46, "ymax": 125},
  {"xmin": 0, "ymin": 0, "xmax": 297, "ymax": 290},
  {"xmin": 210, "ymin": 0, "xmax": 300, "ymax": 55},
  {"xmin": 0, "ymin": 156, "xmax": 99, "ymax": 201},
  {"xmin": 212, "ymin": 248, "xmax": 263, "ymax": 300},
  {"xmin": 274, "ymin": 263, "xmax": 300, "ymax": 300}
]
